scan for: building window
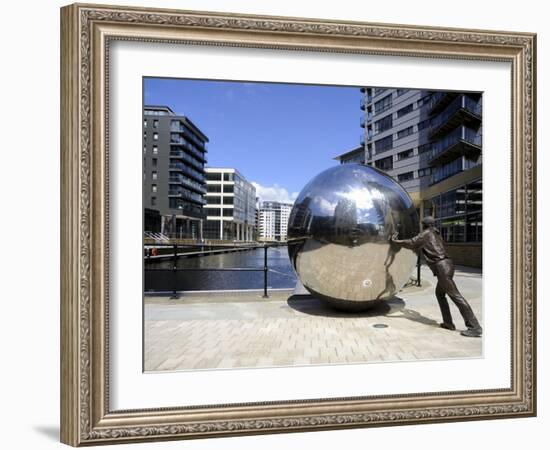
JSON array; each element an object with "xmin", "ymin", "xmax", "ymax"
[
  {"xmin": 466, "ymin": 180, "xmax": 482, "ymax": 213},
  {"xmin": 152, "ymin": 158, "xmax": 157, "ymax": 167},
  {"xmin": 374, "ymin": 135, "xmax": 393, "ymax": 153},
  {"xmin": 152, "ymin": 171, "xmax": 157, "ymax": 180},
  {"xmin": 396, "ymin": 126, "xmax": 414, "ymax": 139},
  {"xmin": 204, "ymin": 207, "xmax": 222, "ymax": 217},
  {"xmin": 223, "ymin": 172, "xmax": 234, "ymax": 182},
  {"xmin": 418, "ymin": 143, "xmax": 432, "ymax": 154},
  {"xmin": 222, "ymin": 209, "xmax": 234, "ymax": 217},
  {"xmin": 396, "ymin": 103, "xmax": 414, "ymax": 118},
  {"xmin": 418, "ymin": 119, "xmax": 431, "ymax": 130},
  {"xmin": 418, "ymin": 167, "xmax": 432, "ymax": 177},
  {"xmin": 152, "ymin": 146, "xmax": 158, "ymax": 155},
  {"xmin": 206, "ymin": 184, "xmax": 221, "ymax": 192},
  {"xmin": 428, "ymin": 182, "xmax": 482, "ymax": 244},
  {"xmin": 153, "ymin": 133, "xmax": 158, "ymax": 141},
  {"xmin": 153, "ymin": 119, "xmax": 158, "ymax": 129},
  {"xmin": 223, "ymin": 184, "xmax": 234, "ymax": 193},
  {"xmin": 206, "ymin": 172, "xmax": 221, "ymax": 181},
  {"xmin": 143, "ymin": 119, "xmax": 147, "ymax": 128},
  {"xmin": 169, "ymin": 198, "xmax": 181, "ymax": 210},
  {"xmin": 375, "ymin": 155, "xmax": 393, "ymax": 171},
  {"xmin": 433, "ymin": 158, "xmax": 464, "ymax": 184},
  {"xmin": 143, "ymin": 145, "xmax": 147, "ymax": 155},
  {"xmin": 397, "ymin": 171, "xmax": 414, "ymax": 182},
  {"xmin": 374, "ymin": 114, "xmax": 393, "ymax": 134},
  {"xmin": 207, "ymin": 196, "xmax": 222, "ymax": 205},
  {"xmin": 396, "ymin": 88, "xmax": 407, "ymax": 97},
  {"xmin": 222, "ymin": 196, "xmax": 234, "ymax": 205},
  {"xmin": 151, "ymin": 184, "xmax": 157, "ymax": 193},
  {"xmin": 374, "ymin": 94, "xmax": 392, "ymax": 114},
  {"xmin": 417, "ymin": 94, "xmax": 432, "ymax": 107},
  {"xmin": 397, "ymin": 149, "xmax": 414, "ymax": 160},
  {"xmin": 151, "ymin": 197, "xmax": 156, "ymax": 206}
]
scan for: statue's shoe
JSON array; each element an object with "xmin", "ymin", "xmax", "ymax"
[
  {"xmin": 439, "ymin": 322, "xmax": 456, "ymax": 331},
  {"xmin": 460, "ymin": 328, "xmax": 482, "ymax": 337}
]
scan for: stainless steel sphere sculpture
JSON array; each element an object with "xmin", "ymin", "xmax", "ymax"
[{"xmin": 288, "ymin": 164, "xmax": 419, "ymax": 311}]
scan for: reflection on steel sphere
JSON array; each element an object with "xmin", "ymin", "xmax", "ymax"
[{"xmin": 287, "ymin": 164, "xmax": 419, "ymax": 312}]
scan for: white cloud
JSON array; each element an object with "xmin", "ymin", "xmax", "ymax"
[{"xmin": 252, "ymin": 182, "xmax": 298, "ymax": 204}]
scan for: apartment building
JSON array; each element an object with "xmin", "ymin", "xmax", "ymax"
[
  {"xmin": 143, "ymin": 105, "xmax": 208, "ymax": 239},
  {"xmin": 336, "ymin": 87, "xmax": 483, "ymax": 266},
  {"xmin": 258, "ymin": 201, "xmax": 293, "ymax": 241}
]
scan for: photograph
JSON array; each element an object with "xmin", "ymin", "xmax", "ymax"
[
  {"xmin": 57, "ymin": 2, "xmax": 537, "ymax": 445},
  {"xmin": 142, "ymin": 79, "xmax": 484, "ymax": 372}
]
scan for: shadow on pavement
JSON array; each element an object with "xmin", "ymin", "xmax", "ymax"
[
  {"xmin": 394, "ymin": 308, "xmax": 440, "ymax": 327},
  {"xmin": 287, "ymin": 295, "xmax": 405, "ymax": 318},
  {"xmin": 287, "ymin": 294, "xmax": 440, "ymax": 328}
]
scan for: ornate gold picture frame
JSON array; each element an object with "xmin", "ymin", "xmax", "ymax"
[{"xmin": 60, "ymin": 3, "xmax": 536, "ymax": 446}]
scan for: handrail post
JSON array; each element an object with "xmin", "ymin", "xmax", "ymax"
[
  {"xmin": 262, "ymin": 244, "xmax": 269, "ymax": 298},
  {"xmin": 416, "ymin": 252, "xmax": 422, "ymax": 287},
  {"xmin": 171, "ymin": 243, "xmax": 179, "ymax": 299}
]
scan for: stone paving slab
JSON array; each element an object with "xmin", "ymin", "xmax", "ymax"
[{"xmin": 144, "ymin": 266, "xmax": 482, "ymax": 372}]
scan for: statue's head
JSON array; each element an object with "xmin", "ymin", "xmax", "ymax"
[{"xmin": 421, "ymin": 216, "xmax": 436, "ymax": 228}]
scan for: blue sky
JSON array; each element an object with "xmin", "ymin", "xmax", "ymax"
[{"xmin": 144, "ymin": 77, "xmax": 361, "ymax": 203}]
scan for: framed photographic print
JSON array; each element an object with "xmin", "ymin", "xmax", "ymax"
[{"xmin": 60, "ymin": 3, "xmax": 536, "ymax": 446}]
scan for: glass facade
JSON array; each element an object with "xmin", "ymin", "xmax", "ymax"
[{"xmin": 426, "ymin": 179, "xmax": 482, "ymax": 243}]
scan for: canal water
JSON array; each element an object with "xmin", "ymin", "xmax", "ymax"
[{"xmin": 144, "ymin": 246, "xmax": 298, "ymax": 292}]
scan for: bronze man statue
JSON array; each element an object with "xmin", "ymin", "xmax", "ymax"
[{"xmin": 390, "ymin": 216, "xmax": 482, "ymax": 337}]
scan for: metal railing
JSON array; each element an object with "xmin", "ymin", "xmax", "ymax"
[
  {"xmin": 169, "ymin": 175, "xmax": 207, "ymax": 194},
  {"xmin": 169, "ymin": 162, "xmax": 205, "ymax": 183},
  {"xmin": 430, "ymin": 94, "xmax": 481, "ymax": 132},
  {"xmin": 428, "ymin": 126, "xmax": 482, "ymax": 162},
  {"xmin": 169, "ymin": 149, "xmax": 204, "ymax": 171},
  {"xmin": 145, "ymin": 243, "xmax": 277, "ymax": 298},
  {"xmin": 144, "ymin": 242, "xmax": 421, "ymax": 297},
  {"xmin": 170, "ymin": 122, "xmax": 208, "ymax": 150},
  {"xmin": 170, "ymin": 137, "xmax": 207, "ymax": 162}
]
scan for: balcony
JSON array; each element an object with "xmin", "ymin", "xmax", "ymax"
[
  {"xmin": 168, "ymin": 162, "xmax": 205, "ymax": 183},
  {"xmin": 170, "ymin": 122, "xmax": 208, "ymax": 151},
  {"xmin": 428, "ymin": 126, "xmax": 482, "ymax": 166},
  {"xmin": 169, "ymin": 175, "xmax": 207, "ymax": 194},
  {"xmin": 429, "ymin": 153, "xmax": 480, "ymax": 186},
  {"xmin": 429, "ymin": 94, "xmax": 482, "ymax": 140},
  {"xmin": 360, "ymin": 115, "xmax": 365, "ymax": 128},
  {"xmin": 170, "ymin": 137, "xmax": 207, "ymax": 163},
  {"xmin": 367, "ymin": 129, "xmax": 374, "ymax": 141},
  {"xmin": 429, "ymin": 91, "xmax": 459, "ymax": 115},
  {"xmin": 168, "ymin": 188, "xmax": 206, "ymax": 205},
  {"xmin": 169, "ymin": 149, "xmax": 204, "ymax": 171},
  {"xmin": 360, "ymin": 96, "xmax": 365, "ymax": 110}
]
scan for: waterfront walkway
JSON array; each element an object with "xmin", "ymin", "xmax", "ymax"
[{"xmin": 144, "ymin": 265, "xmax": 482, "ymax": 372}]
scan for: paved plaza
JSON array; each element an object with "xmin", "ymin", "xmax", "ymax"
[{"xmin": 144, "ymin": 265, "xmax": 482, "ymax": 372}]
